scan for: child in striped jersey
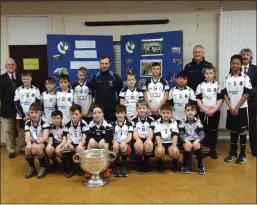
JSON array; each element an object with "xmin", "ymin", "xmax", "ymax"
[
  {"xmin": 120, "ymin": 73, "xmax": 144, "ymax": 121},
  {"xmin": 112, "ymin": 104, "xmax": 133, "ymax": 177},
  {"xmin": 41, "ymin": 77, "xmax": 57, "ymax": 124},
  {"xmin": 56, "ymin": 74, "xmax": 74, "ymax": 125}
]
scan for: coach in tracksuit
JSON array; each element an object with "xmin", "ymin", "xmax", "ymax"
[
  {"xmin": 91, "ymin": 56, "xmax": 123, "ymax": 123},
  {"xmin": 184, "ymin": 45, "xmax": 213, "ymax": 92},
  {"xmin": 240, "ymin": 48, "xmax": 257, "ymax": 157}
]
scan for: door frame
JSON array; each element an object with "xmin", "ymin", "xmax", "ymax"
[{"xmin": 1, "ymin": 14, "xmax": 52, "ymax": 74}]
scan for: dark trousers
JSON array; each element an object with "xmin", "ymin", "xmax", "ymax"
[{"xmin": 248, "ymin": 97, "xmax": 257, "ymax": 154}]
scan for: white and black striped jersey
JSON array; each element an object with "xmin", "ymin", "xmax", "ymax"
[
  {"xmin": 178, "ymin": 117, "xmax": 205, "ymax": 141},
  {"xmin": 24, "ymin": 117, "xmax": 50, "ymax": 143},
  {"xmin": 221, "ymin": 73, "xmax": 252, "ymax": 109},
  {"xmin": 14, "ymin": 85, "xmax": 41, "ymax": 119},
  {"xmin": 195, "ymin": 80, "xmax": 222, "ymax": 110},
  {"xmin": 41, "ymin": 91, "xmax": 57, "ymax": 123},
  {"xmin": 131, "ymin": 116, "xmax": 155, "ymax": 140},
  {"xmin": 56, "ymin": 89, "xmax": 74, "ymax": 124},
  {"xmin": 112, "ymin": 120, "xmax": 133, "ymax": 143},
  {"xmin": 86, "ymin": 119, "xmax": 113, "ymax": 143},
  {"xmin": 168, "ymin": 86, "xmax": 196, "ymax": 120},
  {"xmin": 154, "ymin": 118, "xmax": 179, "ymax": 144},
  {"xmin": 72, "ymin": 81, "xmax": 91, "ymax": 113},
  {"xmin": 49, "ymin": 125, "xmax": 64, "ymax": 144},
  {"xmin": 63, "ymin": 119, "xmax": 88, "ymax": 145},
  {"xmin": 119, "ymin": 86, "xmax": 144, "ymax": 117},
  {"xmin": 142, "ymin": 78, "xmax": 169, "ymax": 114}
]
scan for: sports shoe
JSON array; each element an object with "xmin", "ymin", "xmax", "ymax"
[
  {"xmin": 37, "ymin": 167, "xmax": 47, "ymax": 179},
  {"xmin": 210, "ymin": 148, "xmax": 218, "ymax": 159},
  {"xmin": 120, "ymin": 165, "xmax": 128, "ymax": 177},
  {"xmin": 25, "ymin": 167, "xmax": 37, "ymax": 179},
  {"xmin": 199, "ymin": 166, "xmax": 205, "ymax": 175},
  {"xmin": 236, "ymin": 155, "xmax": 247, "ymax": 164},
  {"xmin": 143, "ymin": 161, "xmax": 152, "ymax": 174},
  {"xmin": 113, "ymin": 166, "xmax": 121, "ymax": 177},
  {"xmin": 224, "ymin": 155, "xmax": 237, "ymax": 162},
  {"xmin": 181, "ymin": 166, "xmax": 189, "ymax": 174}
]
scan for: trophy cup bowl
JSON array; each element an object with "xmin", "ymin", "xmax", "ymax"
[{"xmin": 73, "ymin": 149, "xmax": 116, "ymax": 188}]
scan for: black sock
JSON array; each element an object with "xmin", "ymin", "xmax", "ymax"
[
  {"xmin": 37, "ymin": 153, "xmax": 46, "ymax": 168},
  {"xmin": 211, "ymin": 130, "xmax": 218, "ymax": 149},
  {"xmin": 25, "ymin": 155, "xmax": 35, "ymax": 167},
  {"xmin": 62, "ymin": 151, "xmax": 75, "ymax": 172},
  {"xmin": 136, "ymin": 154, "xmax": 143, "ymax": 164},
  {"xmin": 194, "ymin": 149, "xmax": 203, "ymax": 168},
  {"xmin": 229, "ymin": 132, "xmax": 239, "ymax": 156},
  {"xmin": 239, "ymin": 133, "xmax": 247, "ymax": 156},
  {"xmin": 121, "ymin": 152, "xmax": 128, "ymax": 165},
  {"xmin": 183, "ymin": 151, "xmax": 190, "ymax": 167}
]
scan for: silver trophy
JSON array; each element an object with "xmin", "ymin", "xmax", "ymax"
[{"xmin": 73, "ymin": 149, "xmax": 116, "ymax": 188}]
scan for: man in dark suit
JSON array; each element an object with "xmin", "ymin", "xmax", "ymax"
[
  {"xmin": 240, "ymin": 48, "xmax": 257, "ymax": 157},
  {"xmin": 0, "ymin": 58, "xmax": 22, "ymax": 158}
]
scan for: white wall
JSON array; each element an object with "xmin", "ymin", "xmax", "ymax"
[
  {"xmin": 0, "ymin": 1, "xmax": 256, "ymax": 143},
  {"xmin": 218, "ymin": 10, "xmax": 256, "ymax": 128}
]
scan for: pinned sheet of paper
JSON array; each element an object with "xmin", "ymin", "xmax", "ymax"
[
  {"xmin": 75, "ymin": 40, "xmax": 96, "ymax": 49},
  {"xmin": 70, "ymin": 61, "xmax": 100, "ymax": 70},
  {"xmin": 23, "ymin": 58, "xmax": 39, "ymax": 70},
  {"xmin": 74, "ymin": 50, "xmax": 97, "ymax": 59}
]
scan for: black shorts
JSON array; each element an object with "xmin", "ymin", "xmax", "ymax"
[
  {"xmin": 199, "ymin": 110, "xmax": 220, "ymax": 130},
  {"xmin": 226, "ymin": 107, "xmax": 248, "ymax": 131}
]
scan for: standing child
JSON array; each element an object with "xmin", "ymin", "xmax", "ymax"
[
  {"xmin": 221, "ymin": 54, "xmax": 252, "ymax": 164},
  {"xmin": 24, "ymin": 103, "xmax": 50, "ymax": 179},
  {"xmin": 41, "ymin": 77, "xmax": 57, "ymax": 124},
  {"xmin": 195, "ymin": 65, "xmax": 223, "ymax": 159},
  {"xmin": 56, "ymin": 74, "xmax": 74, "ymax": 125},
  {"xmin": 179, "ymin": 103, "xmax": 205, "ymax": 175},
  {"xmin": 112, "ymin": 104, "xmax": 133, "ymax": 177},
  {"xmin": 168, "ymin": 70, "xmax": 196, "ymax": 124},
  {"xmin": 86, "ymin": 104, "xmax": 114, "ymax": 178},
  {"xmin": 45, "ymin": 110, "xmax": 66, "ymax": 172},
  {"xmin": 14, "ymin": 71, "xmax": 41, "ymax": 152},
  {"xmin": 62, "ymin": 104, "xmax": 88, "ymax": 178},
  {"xmin": 154, "ymin": 104, "xmax": 180, "ymax": 172},
  {"xmin": 72, "ymin": 67, "xmax": 92, "ymax": 123},
  {"xmin": 142, "ymin": 62, "xmax": 169, "ymax": 120},
  {"xmin": 120, "ymin": 73, "xmax": 144, "ymax": 121},
  {"xmin": 132, "ymin": 99, "xmax": 155, "ymax": 174}
]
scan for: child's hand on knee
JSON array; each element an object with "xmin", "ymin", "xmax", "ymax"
[
  {"xmin": 193, "ymin": 140, "xmax": 200, "ymax": 150},
  {"xmin": 184, "ymin": 141, "xmax": 192, "ymax": 152},
  {"xmin": 75, "ymin": 145, "xmax": 83, "ymax": 153}
]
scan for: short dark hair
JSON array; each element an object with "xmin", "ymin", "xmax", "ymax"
[
  {"xmin": 92, "ymin": 104, "xmax": 104, "ymax": 113},
  {"xmin": 59, "ymin": 74, "xmax": 69, "ymax": 82},
  {"xmin": 45, "ymin": 77, "xmax": 56, "ymax": 84},
  {"xmin": 230, "ymin": 54, "xmax": 243, "ymax": 65},
  {"xmin": 152, "ymin": 62, "xmax": 161, "ymax": 68},
  {"xmin": 126, "ymin": 73, "xmax": 136, "ymax": 80},
  {"xmin": 100, "ymin": 56, "xmax": 111, "ymax": 62},
  {"xmin": 185, "ymin": 103, "xmax": 197, "ymax": 111},
  {"xmin": 51, "ymin": 110, "xmax": 63, "ymax": 118},
  {"xmin": 160, "ymin": 103, "xmax": 172, "ymax": 112},
  {"xmin": 70, "ymin": 104, "xmax": 82, "ymax": 113},
  {"xmin": 29, "ymin": 102, "xmax": 41, "ymax": 111},
  {"xmin": 21, "ymin": 71, "xmax": 32, "ymax": 77},
  {"xmin": 176, "ymin": 70, "xmax": 187, "ymax": 79},
  {"xmin": 115, "ymin": 104, "xmax": 127, "ymax": 114}
]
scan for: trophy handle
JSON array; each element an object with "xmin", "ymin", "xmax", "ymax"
[
  {"xmin": 108, "ymin": 151, "xmax": 116, "ymax": 162},
  {"xmin": 72, "ymin": 153, "xmax": 80, "ymax": 163}
]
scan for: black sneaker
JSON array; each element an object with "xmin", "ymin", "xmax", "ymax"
[
  {"xmin": 210, "ymin": 148, "xmax": 218, "ymax": 159},
  {"xmin": 156, "ymin": 159, "xmax": 164, "ymax": 172},
  {"xmin": 224, "ymin": 155, "xmax": 237, "ymax": 162},
  {"xmin": 120, "ymin": 165, "xmax": 128, "ymax": 177},
  {"xmin": 37, "ymin": 167, "xmax": 47, "ymax": 179},
  {"xmin": 25, "ymin": 167, "xmax": 37, "ymax": 179},
  {"xmin": 143, "ymin": 161, "xmax": 152, "ymax": 174},
  {"xmin": 136, "ymin": 163, "xmax": 143, "ymax": 174},
  {"xmin": 181, "ymin": 166, "xmax": 189, "ymax": 174},
  {"xmin": 236, "ymin": 155, "xmax": 247, "ymax": 164},
  {"xmin": 113, "ymin": 166, "xmax": 121, "ymax": 177}
]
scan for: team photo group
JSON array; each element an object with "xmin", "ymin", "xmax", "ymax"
[{"xmin": 0, "ymin": 45, "xmax": 256, "ymax": 180}]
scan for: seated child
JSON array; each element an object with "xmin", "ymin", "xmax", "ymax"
[
  {"xmin": 112, "ymin": 104, "xmax": 133, "ymax": 177},
  {"xmin": 154, "ymin": 103, "xmax": 180, "ymax": 172},
  {"xmin": 179, "ymin": 103, "xmax": 205, "ymax": 175},
  {"xmin": 24, "ymin": 103, "xmax": 50, "ymax": 179},
  {"xmin": 132, "ymin": 99, "xmax": 155, "ymax": 174}
]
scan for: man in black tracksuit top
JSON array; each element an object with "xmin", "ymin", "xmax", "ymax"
[
  {"xmin": 184, "ymin": 45, "xmax": 213, "ymax": 92},
  {"xmin": 91, "ymin": 56, "xmax": 123, "ymax": 123}
]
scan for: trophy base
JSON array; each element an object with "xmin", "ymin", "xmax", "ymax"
[{"xmin": 84, "ymin": 174, "xmax": 107, "ymax": 188}]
